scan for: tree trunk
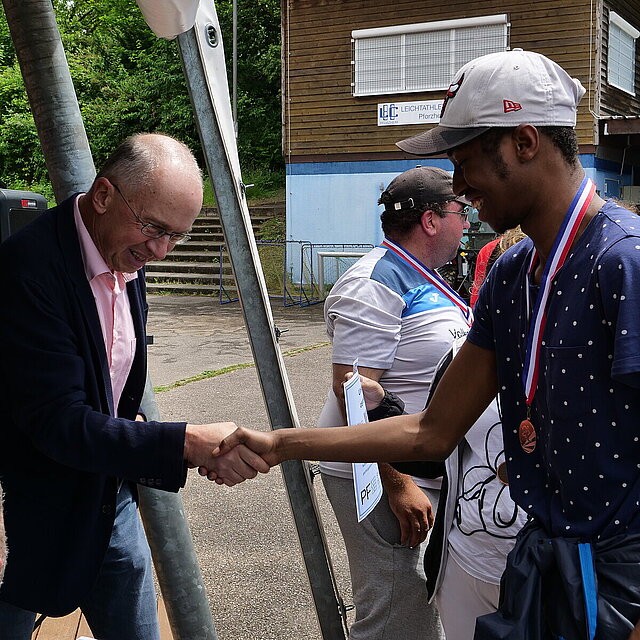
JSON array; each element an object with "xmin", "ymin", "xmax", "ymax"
[{"xmin": 2, "ymin": 0, "xmax": 95, "ymax": 201}]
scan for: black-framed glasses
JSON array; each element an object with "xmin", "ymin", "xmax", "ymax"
[
  {"xmin": 111, "ymin": 182, "xmax": 191, "ymax": 245},
  {"xmin": 440, "ymin": 204, "xmax": 474, "ymax": 222}
]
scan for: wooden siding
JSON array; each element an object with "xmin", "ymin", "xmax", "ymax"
[
  {"xmin": 599, "ymin": 0, "xmax": 640, "ymax": 118},
  {"xmin": 283, "ymin": 0, "xmax": 597, "ymax": 161}
]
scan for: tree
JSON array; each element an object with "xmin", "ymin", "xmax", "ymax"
[
  {"xmin": 0, "ymin": 0, "xmax": 282, "ymax": 198},
  {"xmin": 215, "ymin": 0, "xmax": 282, "ymax": 170},
  {"xmin": 0, "ymin": 9, "xmax": 51, "ymax": 197}
]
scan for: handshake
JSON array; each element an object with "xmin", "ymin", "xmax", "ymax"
[
  {"xmin": 183, "ymin": 373, "xmax": 387, "ymax": 487},
  {"xmin": 183, "ymin": 422, "xmax": 279, "ymax": 487}
]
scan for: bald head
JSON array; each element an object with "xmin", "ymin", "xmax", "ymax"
[
  {"xmin": 96, "ymin": 133, "xmax": 203, "ymax": 193},
  {"xmin": 80, "ymin": 133, "xmax": 204, "ymax": 273}
]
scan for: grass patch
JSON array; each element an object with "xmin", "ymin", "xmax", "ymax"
[
  {"xmin": 153, "ymin": 341, "xmax": 330, "ymax": 393},
  {"xmin": 256, "ymin": 216, "xmax": 285, "ymax": 242},
  {"xmin": 257, "ymin": 243, "xmax": 286, "ymax": 295},
  {"xmin": 242, "ymin": 166, "xmax": 285, "ymax": 202},
  {"xmin": 254, "ymin": 216, "xmax": 287, "ymax": 294},
  {"xmin": 202, "ymin": 178, "xmax": 217, "ymax": 207},
  {"xmin": 154, "ymin": 362, "xmax": 255, "ymax": 392}
]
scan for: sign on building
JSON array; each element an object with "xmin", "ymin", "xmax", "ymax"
[{"xmin": 377, "ymin": 100, "xmax": 444, "ymax": 126}]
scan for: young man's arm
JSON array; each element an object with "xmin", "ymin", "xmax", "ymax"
[{"xmin": 213, "ymin": 340, "xmax": 498, "ymax": 477}]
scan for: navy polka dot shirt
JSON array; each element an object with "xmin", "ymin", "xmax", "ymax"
[{"xmin": 468, "ymin": 201, "xmax": 640, "ymax": 540}]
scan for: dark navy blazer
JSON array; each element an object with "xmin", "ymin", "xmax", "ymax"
[{"xmin": 0, "ymin": 196, "xmax": 187, "ymax": 616}]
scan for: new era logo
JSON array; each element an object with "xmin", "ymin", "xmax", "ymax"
[{"xmin": 503, "ymin": 99, "xmax": 522, "ymax": 113}]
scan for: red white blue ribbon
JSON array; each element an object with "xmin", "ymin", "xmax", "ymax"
[
  {"xmin": 381, "ymin": 238, "xmax": 473, "ymax": 326},
  {"xmin": 522, "ymin": 176, "xmax": 596, "ymax": 404}
]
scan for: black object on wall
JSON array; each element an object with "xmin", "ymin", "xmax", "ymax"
[{"xmin": 0, "ymin": 189, "xmax": 47, "ymax": 242}]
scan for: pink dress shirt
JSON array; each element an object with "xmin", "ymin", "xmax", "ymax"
[{"xmin": 74, "ymin": 196, "xmax": 137, "ymax": 416}]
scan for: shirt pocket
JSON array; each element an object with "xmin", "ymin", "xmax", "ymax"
[{"xmin": 543, "ymin": 345, "xmax": 593, "ymax": 422}]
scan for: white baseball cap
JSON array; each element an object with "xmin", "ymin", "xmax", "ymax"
[{"xmin": 397, "ymin": 49, "xmax": 586, "ymax": 156}]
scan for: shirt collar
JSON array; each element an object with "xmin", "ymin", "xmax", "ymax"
[{"xmin": 73, "ymin": 194, "xmax": 138, "ymax": 284}]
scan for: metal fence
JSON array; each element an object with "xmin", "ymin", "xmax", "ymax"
[
  {"xmin": 218, "ymin": 242, "xmax": 374, "ymax": 306},
  {"xmin": 218, "ymin": 232, "xmax": 500, "ymax": 306}
]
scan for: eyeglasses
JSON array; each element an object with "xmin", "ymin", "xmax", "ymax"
[
  {"xmin": 440, "ymin": 204, "xmax": 474, "ymax": 222},
  {"xmin": 111, "ymin": 182, "xmax": 191, "ymax": 245}
]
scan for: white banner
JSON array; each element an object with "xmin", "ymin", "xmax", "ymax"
[
  {"xmin": 378, "ymin": 100, "xmax": 444, "ymax": 126},
  {"xmin": 135, "ymin": 0, "xmax": 200, "ymax": 39}
]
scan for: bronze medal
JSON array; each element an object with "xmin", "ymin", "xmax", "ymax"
[
  {"xmin": 497, "ymin": 462, "xmax": 509, "ymax": 485},
  {"xmin": 519, "ymin": 419, "xmax": 537, "ymax": 453}
]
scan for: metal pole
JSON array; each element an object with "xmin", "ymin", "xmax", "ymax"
[
  {"xmin": 232, "ymin": 0, "xmax": 238, "ymax": 136},
  {"xmin": 2, "ymin": 2, "xmax": 219, "ymax": 637},
  {"xmin": 177, "ymin": 25, "xmax": 347, "ymax": 640},
  {"xmin": 138, "ymin": 378, "xmax": 219, "ymax": 640},
  {"xmin": 1, "ymin": 0, "xmax": 95, "ymax": 201}
]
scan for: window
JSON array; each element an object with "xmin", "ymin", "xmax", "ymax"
[
  {"xmin": 608, "ymin": 11, "xmax": 639, "ymax": 95},
  {"xmin": 352, "ymin": 15, "xmax": 509, "ymax": 97}
]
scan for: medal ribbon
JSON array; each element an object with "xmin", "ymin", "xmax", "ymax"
[
  {"xmin": 381, "ymin": 238, "xmax": 473, "ymax": 326},
  {"xmin": 522, "ymin": 177, "xmax": 596, "ymax": 405}
]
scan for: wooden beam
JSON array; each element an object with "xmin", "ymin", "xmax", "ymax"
[{"xmin": 605, "ymin": 119, "xmax": 640, "ymax": 135}]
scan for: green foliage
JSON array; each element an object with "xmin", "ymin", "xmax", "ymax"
[
  {"xmin": 203, "ymin": 165, "xmax": 285, "ymax": 207},
  {"xmin": 202, "ymin": 177, "xmax": 217, "ymax": 207},
  {"xmin": 243, "ymin": 165, "xmax": 285, "ymax": 201},
  {"xmin": 0, "ymin": 16, "xmax": 49, "ymax": 192},
  {"xmin": 257, "ymin": 242, "xmax": 285, "ymax": 294},
  {"xmin": 0, "ymin": 0, "xmax": 282, "ymax": 196},
  {"xmin": 256, "ymin": 215, "xmax": 285, "ymax": 242}
]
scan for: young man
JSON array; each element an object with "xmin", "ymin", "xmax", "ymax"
[
  {"xmin": 213, "ymin": 50, "xmax": 640, "ymax": 639},
  {"xmin": 0, "ymin": 133, "xmax": 267, "ymax": 639},
  {"xmin": 0, "ymin": 483, "xmax": 6, "ymax": 587},
  {"xmin": 319, "ymin": 166, "xmax": 471, "ymax": 640},
  {"xmin": 357, "ymin": 339, "xmax": 528, "ymax": 640}
]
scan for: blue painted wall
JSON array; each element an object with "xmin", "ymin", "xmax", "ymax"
[
  {"xmin": 286, "ymin": 158, "xmax": 455, "ymax": 248},
  {"xmin": 286, "ymin": 154, "xmax": 635, "ymax": 248},
  {"xmin": 582, "ymin": 154, "xmax": 634, "ymax": 199}
]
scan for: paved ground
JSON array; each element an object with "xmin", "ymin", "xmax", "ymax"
[{"xmin": 146, "ymin": 295, "xmax": 354, "ymax": 640}]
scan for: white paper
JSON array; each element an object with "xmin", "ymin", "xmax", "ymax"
[{"xmin": 344, "ymin": 362, "xmax": 382, "ymax": 522}]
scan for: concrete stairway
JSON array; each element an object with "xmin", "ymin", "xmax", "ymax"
[{"xmin": 145, "ymin": 203, "xmax": 284, "ymax": 296}]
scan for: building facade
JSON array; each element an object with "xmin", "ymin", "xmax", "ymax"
[{"xmin": 282, "ymin": 0, "xmax": 640, "ymax": 253}]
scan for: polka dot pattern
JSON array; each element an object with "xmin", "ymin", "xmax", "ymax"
[{"xmin": 468, "ymin": 202, "xmax": 640, "ymax": 539}]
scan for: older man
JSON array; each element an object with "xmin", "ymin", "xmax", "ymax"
[
  {"xmin": 0, "ymin": 133, "xmax": 267, "ymax": 640},
  {"xmin": 216, "ymin": 50, "xmax": 640, "ymax": 640}
]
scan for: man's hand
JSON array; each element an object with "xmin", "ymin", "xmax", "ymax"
[
  {"xmin": 200, "ymin": 426, "xmax": 281, "ymax": 485},
  {"xmin": 345, "ymin": 372, "xmax": 385, "ymax": 411},
  {"xmin": 380, "ymin": 464, "xmax": 434, "ymax": 548},
  {"xmin": 184, "ymin": 423, "xmax": 270, "ymax": 487},
  {"xmin": 629, "ymin": 620, "xmax": 640, "ymax": 640}
]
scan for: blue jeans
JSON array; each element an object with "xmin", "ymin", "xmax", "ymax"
[{"xmin": 0, "ymin": 484, "xmax": 160, "ymax": 640}]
